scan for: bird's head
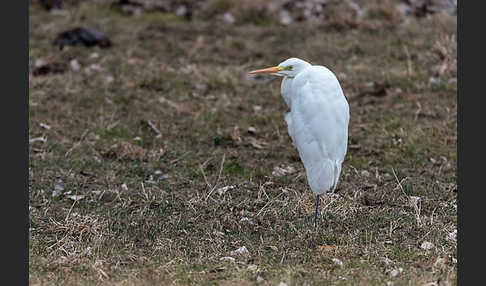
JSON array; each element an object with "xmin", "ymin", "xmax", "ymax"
[{"xmin": 248, "ymin": 57, "xmax": 311, "ymax": 78}]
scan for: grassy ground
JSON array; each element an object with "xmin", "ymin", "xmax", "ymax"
[{"xmin": 29, "ymin": 2, "xmax": 457, "ymax": 285}]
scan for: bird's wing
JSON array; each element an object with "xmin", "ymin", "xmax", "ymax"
[
  {"xmin": 290, "ymin": 66, "xmax": 349, "ymax": 193},
  {"xmin": 291, "ymin": 66, "xmax": 349, "ymax": 162}
]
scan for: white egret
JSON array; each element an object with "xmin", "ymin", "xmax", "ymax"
[{"xmin": 248, "ymin": 58, "xmax": 349, "ymax": 226}]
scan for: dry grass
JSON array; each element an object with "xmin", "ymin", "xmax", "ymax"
[{"xmin": 29, "ymin": 1, "xmax": 456, "ymax": 285}]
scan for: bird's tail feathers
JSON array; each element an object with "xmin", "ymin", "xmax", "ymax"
[
  {"xmin": 306, "ymin": 160, "xmax": 333, "ymax": 195},
  {"xmin": 331, "ymin": 160, "xmax": 342, "ymax": 193},
  {"xmin": 307, "ymin": 159, "xmax": 342, "ymax": 195}
]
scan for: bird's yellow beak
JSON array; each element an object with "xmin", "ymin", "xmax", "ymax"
[{"xmin": 248, "ymin": 66, "xmax": 283, "ymax": 74}]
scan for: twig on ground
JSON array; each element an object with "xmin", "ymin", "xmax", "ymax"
[
  {"xmin": 65, "ymin": 129, "xmax": 89, "ymax": 157},
  {"xmin": 205, "ymin": 153, "xmax": 225, "ymax": 201}
]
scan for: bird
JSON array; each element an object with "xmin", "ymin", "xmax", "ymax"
[{"xmin": 248, "ymin": 58, "xmax": 349, "ymax": 226}]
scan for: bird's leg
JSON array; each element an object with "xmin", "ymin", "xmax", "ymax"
[{"xmin": 314, "ymin": 194, "xmax": 320, "ymax": 227}]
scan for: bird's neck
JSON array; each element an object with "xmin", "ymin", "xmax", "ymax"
[{"xmin": 281, "ymin": 77, "xmax": 293, "ymax": 108}]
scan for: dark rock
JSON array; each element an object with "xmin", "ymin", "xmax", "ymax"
[
  {"xmin": 52, "ymin": 27, "xmax": 112, "ymax": 49},
  {"xmin": 32, "ymin": 63, "xmax": 67, "ymax": 76}
]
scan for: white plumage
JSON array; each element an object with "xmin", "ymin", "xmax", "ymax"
[{"xmin": 249, "ymin": 58, "xmax": 349, "ymax": 225}]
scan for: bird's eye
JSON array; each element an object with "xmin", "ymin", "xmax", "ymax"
[{"xmin": 287, "ymin": 65, "xmax": 293, "ymax": 70}]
